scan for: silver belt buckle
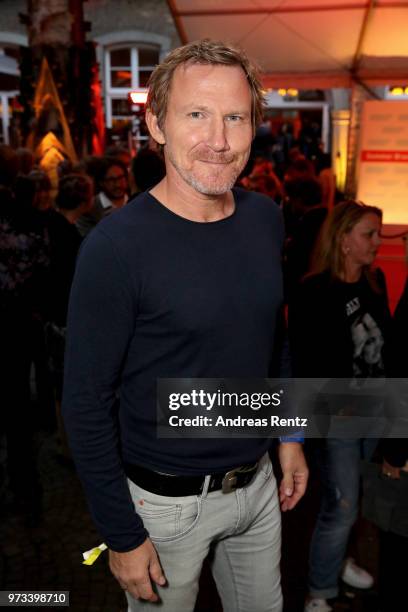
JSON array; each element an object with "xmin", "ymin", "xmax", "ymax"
[
  {"xmin": 221, "ymin": 462, "xmax": 258, "ymax": 494},
  {"xmin": 222, "ymin": 469, "xmax": 238, "ymax": 494}
]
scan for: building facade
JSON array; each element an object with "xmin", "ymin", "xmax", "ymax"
[{"xmin": 0, "ymin": 0, "xmax": 179, "ymax": 146}]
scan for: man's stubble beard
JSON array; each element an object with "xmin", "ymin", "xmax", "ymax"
[{"xmin": 166, "ymin": 146, "xmax": 249, "ymax": 196}]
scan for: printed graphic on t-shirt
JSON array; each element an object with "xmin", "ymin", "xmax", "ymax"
[
  {"xmin": 350, "ymin": 312, "xmax": 384, "ymax": 378},
  {"xmin": 346, "ymin": 297, "xmax": 360, "ymax": 316}
]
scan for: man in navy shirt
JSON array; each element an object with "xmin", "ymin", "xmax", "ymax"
[{"xmin": 63, "ymin": 40, "xmax": 308, "ymax": 611}]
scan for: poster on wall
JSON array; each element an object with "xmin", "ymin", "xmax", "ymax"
[{"xmin": 357, "ymin": 100, "xmax": 408, "ymax": 226}]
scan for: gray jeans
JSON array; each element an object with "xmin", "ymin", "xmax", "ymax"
[{"xmin": 126, "ymin": 453, "xmax": 282, "ymax": 612}]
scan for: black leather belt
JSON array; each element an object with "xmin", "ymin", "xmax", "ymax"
[{"xmin": 124, "ymin": 461, "xmax": 259, "ymax": 496}]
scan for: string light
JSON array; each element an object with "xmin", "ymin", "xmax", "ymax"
[
  {"xmin": 389, "ymin": 86, "xmax": 407, "ymax": 96},
  {"xmin": 128, "ymin": 90, "xmax": 148, "ymax": 104},
  {"xmin": 277, "ymin": 88, "xmax": 298, "ymax": 98}
]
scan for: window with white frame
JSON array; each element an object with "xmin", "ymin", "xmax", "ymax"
[
  {"xmin": 104, "ymin": 45, "xmax": 160, "ymax": 130},
  {"xmin": 0, "ymin": 45, "xmax": 21, "ymax": 144}
]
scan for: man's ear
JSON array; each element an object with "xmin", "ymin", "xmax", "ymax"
[{"xmin": 145, "ymin": 109, "xmax": 166, "ymax": 145}]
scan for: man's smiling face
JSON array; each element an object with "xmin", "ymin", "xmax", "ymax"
[{"xmin": 157, "ymin": 63, "xmax": 253, "ymax": 196}]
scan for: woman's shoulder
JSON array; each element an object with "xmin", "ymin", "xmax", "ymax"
[
  {"xmin": 299, "ymin": 270, "xmax": 332, "ymax": 291},
  {"xmin": 372, "ymin": 266, "xmax": 386, "ymax": 288},
  {"xmin": 363, "ymin": 266, "xmax": 388, "ymax": 299},
  {"xmin": 290, "ymin": 272, "xmax": 335, "ymax": 312}
]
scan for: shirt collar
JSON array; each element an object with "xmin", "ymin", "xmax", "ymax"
[{"xmin": 99, "ymin": 191, "xmax": 128, "ymax": 210}]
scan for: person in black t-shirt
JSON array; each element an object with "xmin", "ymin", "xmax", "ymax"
[{"xmin": 289, "ymin": 201, "xmax": 391, "ymax": 612}]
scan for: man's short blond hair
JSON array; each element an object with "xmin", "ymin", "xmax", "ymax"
[{"xmin": 146, "ymin": 39, "xmax": 265, "ymax": 133}]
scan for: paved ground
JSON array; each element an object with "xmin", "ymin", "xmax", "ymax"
[
  {"xmin": 0, "ymin": 433, "xmax": 382, "ymax": 612},
  {"xmin": 0, "ymin": 433, "xmax": 127, "ymax": 612}
]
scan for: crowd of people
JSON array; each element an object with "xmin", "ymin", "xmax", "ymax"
[
  {"xmin": 0, "ymin": 38, "xmax": 407, "ymax": 612},
  {"xmin": 0, "ymin": 143, "xmax": 165, "ymax": 517}
]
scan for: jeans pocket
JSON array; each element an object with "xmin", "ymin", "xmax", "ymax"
[
  {"xmin": 129, "ymin": 480, "xmax": 201, "ymax": 542},
  {"xmin": 258, "ymin": 454, "xmax": 273, "ymax": 481}
]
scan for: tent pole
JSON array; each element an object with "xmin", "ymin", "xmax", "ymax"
[{"xmin": 166, "ymin": 0, "xmax": 188, "ymax": 44}]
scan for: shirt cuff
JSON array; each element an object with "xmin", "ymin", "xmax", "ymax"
[{"xmin": 279, "ymin": 435, "xmax": 304, "ymax": 443}]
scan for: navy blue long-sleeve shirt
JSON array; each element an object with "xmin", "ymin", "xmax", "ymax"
[{"xmin": 62, "ymin": 188, "xmax": 285, "ymax": 551}]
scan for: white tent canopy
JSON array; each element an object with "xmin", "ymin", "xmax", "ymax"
[{"xmin": 166, "ymin": 0, "xmax": 408, "ymax": 88}]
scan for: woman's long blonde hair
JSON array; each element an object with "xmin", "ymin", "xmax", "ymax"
[{"xmin": 309, "ymin": 200, "xmax": 383, "ymax": 284}]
